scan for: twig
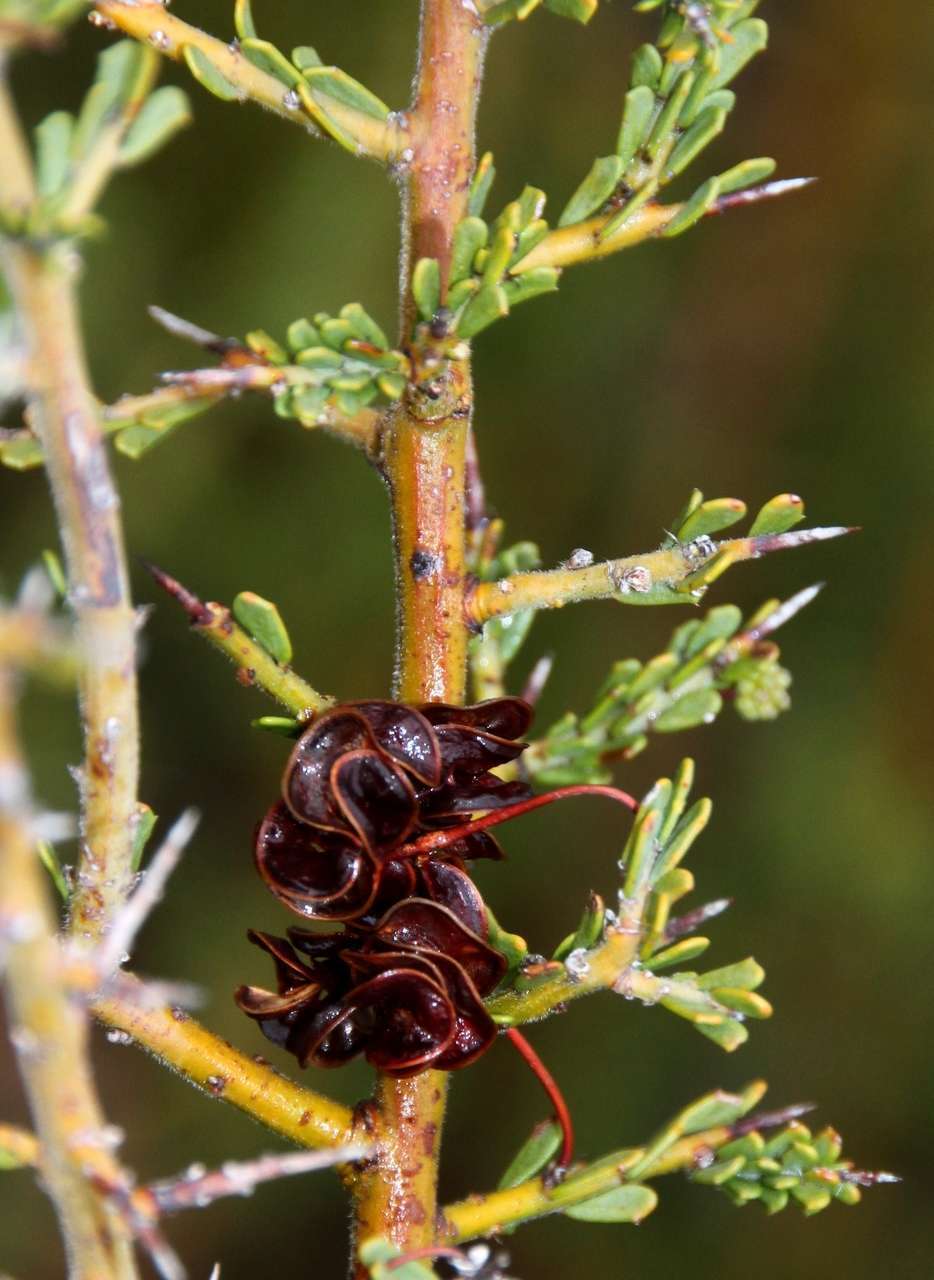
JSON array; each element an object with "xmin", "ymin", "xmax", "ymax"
[
  {"xmin": 144, "ymin": 1144, "xmax": 373, "ymax": 1214},
  {"xmin": 514, "ymin": 179, "xmax": 816, "ymax": 274},
  {"xmin": 56, "ymin": 48, "xmax": 160, "ymax": 227},
  {"xmin": 468, "ymin": 528, "xmax": 854, "ymax": 625},
  {"xmin": 92, "ymin": 1, "xmax": 407, "ymax": 163},
  {"xmin": 439, "ymin": 1120, "xmax": 748, "ymax": 1242},
  {"xmin": 92, "ymin": 975, "xmax": 356, "ymax": 1150},
  {"xmin": 142, "ymin": 562, "xmax": 334, "ymax": 719}
]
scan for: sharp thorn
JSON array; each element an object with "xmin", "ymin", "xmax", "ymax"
[{"xmin": 138, "ymin": 559, "xmax": 212, "ymax": 626}]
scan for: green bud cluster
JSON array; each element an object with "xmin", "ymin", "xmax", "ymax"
[
  {"xmin": 690, "ymin": 1120, "xmax": 871, "ymax": 1215},
  {"xmin": 264, "ymin": 305, "xmax": 408, "ymax": 423}
]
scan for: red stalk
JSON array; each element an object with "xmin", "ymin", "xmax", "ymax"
[
  {"xmin": 396, "ymin": 784, "xmax": 639, "ymax": 858},
  {"xmin": 505, "ymin": 1027, "xmax": 575, "ymax": 1169}
]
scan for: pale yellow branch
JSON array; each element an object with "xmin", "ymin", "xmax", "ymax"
[
  {"xmin": 441, "ymin": 1123, "xmax": 736, "ymax": 1241},
  {"xmin": 92, "ymin": 978, "xmax": 356, "ymax": 1151},
  {"xmin": 0, "ymin": 671, "xmax": 138, "ymax": 1279},
  {"xmin": 3, "ymin": 242, "xmax": 141, "ymax": 947},
  {"xmin": 515, "ymin": 201, "xmax": 678, "ymax": 272},
  {"xmin": 469, "ymin": 527, "xmax": 852, "ymax": 624}
]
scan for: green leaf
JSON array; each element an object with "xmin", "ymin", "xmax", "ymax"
[
  {"xmin": 654, "ymin": 688, "xmax": 722, "ymax": 732},
  {"xmin": 565, "ymin": 1184, "xmax": 658, "ymax": 1223},
  {"xmin": 517, "ymin": 184, "xmax": 546, "ymax": 226},
  {"xmin": 34, "ymin": 111, "xmax": 73, "ymax": 198},
  {"xmin": 631, "ymin": 42, "xmax": 663, "ymax": 90},
  {"xmin": 286, "ymin": 318, "xmax": 321, "ymax": 351},
  {"xmin": 645, "ymin": 70, "xmax": 696, "ymax": 162},
  {"xmin": 292, "ymin": 46, "xmax": 323, "ymax": 71},
  {"xmin": 480, "ymin": 225, "xmax": 515, "ymax": 286},
  {"xmin": 252, "ymin": 715, "xmax": 303, "ymax": 737},
  {"xmin": 503, "ymin": 266, "xmax": 560, "ymax": 307},
  {"xmin": 553, "ymin": 892, "xmax": 605, "ymax": 962},
  {"xmin": 542, "ymin": 0, "xmax": 598, "ymax": 23},
  {"xmin": 232, "ymin": 591, "xmax": 293, "ymax": 664},
  {"xmin": 468, "ymin": 152, "xmax": 496, "ymax": 217},
  {"xmin": 662, "ymin": 175, "xmax": 721, "ymax": 237},
  {"xmin": 457, "ymin": 283, "xmax": 509, "ymax": 338},
  {"xmin": 37, "ymin": 839, "xmax": 69, "ymax": 899},
  {"xmin": 411, "ymin": 257, "xmax": 441, "ymax": 321},
  {"xmin": 0, "ymin": 437, "xmax": 46, "ymax": 470},
  {"xmin": 119, "ymin": 87, "xmax": 192, "ymax": 166},
  {"xmin": 486, "ymin": 904, "xmax": 528, "ymax": 975},
  {"xmin": 183, "ymin": 45, "xmax": 242, "ymax": 102},
  {"xmin": 696, "ymin": 956, "xmax": 764, "ymax": 992},
  {"xmin": 376, "ymin": 371, "xmax": 407, "ymax": 400},
  {"xmin": 240, "ymin": 38, "xmax": 301, "ymax": 87},
  {"xmin": 717, "ymin": 155, "xmax": 776, "ymax": 195},
  {"xmin": 616, "ymin": 84, "xmax": 656, "ymax": 170},
  {"xmin": 709, "ymin": 18, "xmax": 769, "ymax": 91},
  {"xmin": 485, "ymin": 0, "xmax": 543, "ymax": 24},
  {"xmin": 664, "ymin": 106, "xmax": 727, "ymax": 180},
  {"xmin": 339, "ymin": 302, "xmax": 388, "ymax": 350},
  {"xmin": 648, "ymin": 936, "xmax": 711, "ymax": 969},
  {"xmin": 42, "ymin": 549, "xmax": 67, "ymax": 598},
  {"xmin": 450, "ymin": 217, "xmax": 489, "ymax": 283},
  {"xmin": 677, "ymin": 496, "xmax": 746, "ymax": 541},
  {"xmin": 692, "ymin": 1154, "xmax": 746, "ymax": 1187},
  {"xmin": 498, "ymin": 1120, "xmax": 562, "ymax": 1189},
  {"xmin": 358, "ymin": 1239, "xmax": 437, "ymax": 1280},
  {"xmin": 559, "ymin": 155, "xmax": 623, "ymax": 227},
  {"xmin": 749, "ymin": 492, "xmax": 805, "ymax": 536},
  {"xmin": 233, "ymin": 0, "xmax": 256, "ymax": 40},
  {"xmin": 696, "ymin": 1016, "xmax": 749, "ymax": 1052},
  {"xmin": 709, "ymin": 986, "xmax": 772, "ymax": 1018},
  {"xmin": 677, "ymin": 1088, "xmax": 754, "ymax": 1134},
  {"xmin": 303, "ymin": 66, "xmax": 391, "ymax": 121},
  {"xmin": 130, "ymin": 804, "xmax": 157, "ymax": 871}
]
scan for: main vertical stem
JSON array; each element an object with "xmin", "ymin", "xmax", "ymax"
[
  {"xmin": 355, "ymin": 0, "xmax": 488, "ymax": 1262},
  {"xmin": 3, "ymin": 244, "xmax": 140, "ymax": 946}
]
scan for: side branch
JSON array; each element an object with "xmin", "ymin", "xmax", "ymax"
[
  {"xmin": 93, "ymin": 1, "xmax": 406, "ymax": 163},
  {"xmin": 515, "ymin": 185, "xmax": 816, "ymax": 274},
  {"xmin": 143, "ymin": 562, "xmax": 334, "ymax": 719},
  {"xmin": 468, "ymin": 527, "xmax": 853, "ymax": 624},
  {"xmin": 93, "ymin": 978, "xmax": 355, "ymax": 1150},
  {"xmin": 441, "ymin": 1122, "xmax": 741, "ymax": 1241}
]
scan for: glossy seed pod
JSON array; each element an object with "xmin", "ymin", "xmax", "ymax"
[
  {"xmin": 255, "ymin": 697, "xmax": 531, "ymax": 924},
  {"xmin": 235, "ymin": 898, "xmax": 507, "ymax": 1075}
]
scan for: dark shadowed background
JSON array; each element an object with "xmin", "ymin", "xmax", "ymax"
[{"xmin": 2, "ymin": 1, "xmax": 932, "ymax": 1276}]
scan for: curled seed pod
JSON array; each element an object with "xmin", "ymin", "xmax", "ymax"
[
  {"xmin": 257, "ymin": 697, "xmax": 533, "ymax": 925},
  {"xmin": 235, "ymin": 898, "xmax": 506, "ymax": 1074}
]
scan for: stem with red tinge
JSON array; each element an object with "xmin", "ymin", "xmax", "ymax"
[
  {"xmin": 397, "ymin": 784, "xmax": 638, "ymax": 858},
  {"xmin": 505, "ymin": 1028, "xmax": 575, "ymax": 1169}
]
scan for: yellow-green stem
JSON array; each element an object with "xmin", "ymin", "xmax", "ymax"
[
  {"xmin": 93, "ymin": 980, "xmax": 355, "ymax": 1150},
  {"xmin": 0, "ymin": 673, "xmax": 137, "ymax": 1279},
  {"xmin": 441, "ymin": 1125, "xmax": 734, "ymax": 1240},
  {"xmin": 3, "ymin": 242, "xmax": 140, "ymax": 946}
]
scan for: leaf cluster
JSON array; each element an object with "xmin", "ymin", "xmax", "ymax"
[
  {"xmin": 0, "ymin": 42, "xmax": 189, "ymax": 241},
  {"xmin": 524, "ymin": 593, "xmax": 798, "ymax": 786}
]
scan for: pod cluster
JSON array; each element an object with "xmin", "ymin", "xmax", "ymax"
[{"xmin": 236, "ymin": 698, "xmax": 532, "ymax": 1075}]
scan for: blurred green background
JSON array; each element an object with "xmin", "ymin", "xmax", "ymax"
[{"xmin": 2, "ymin": 1, "xmax": 932, "ymax": 1276}]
